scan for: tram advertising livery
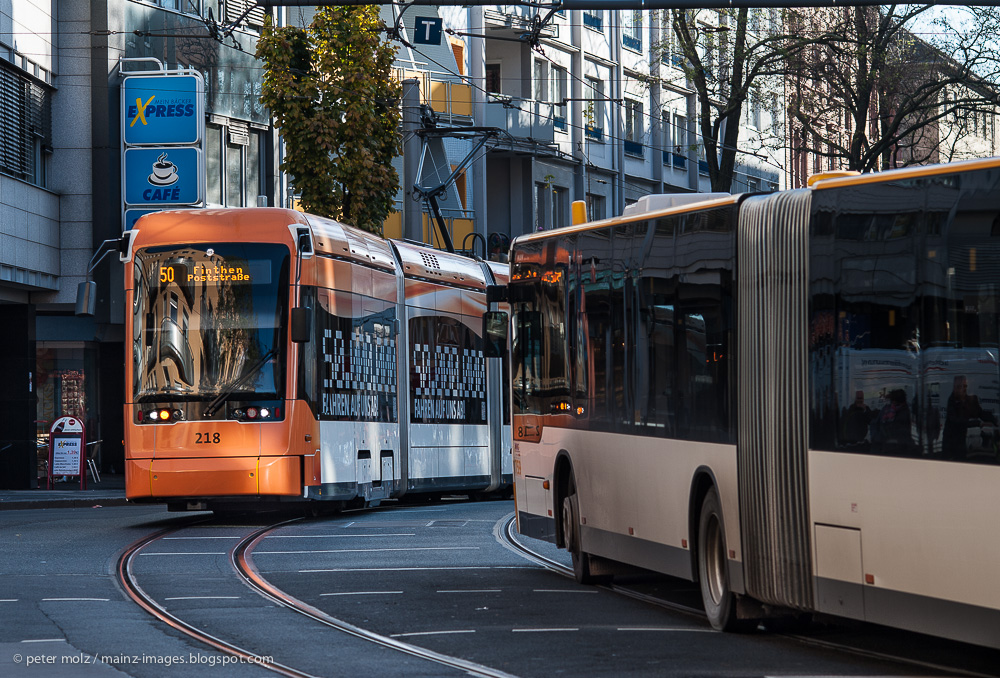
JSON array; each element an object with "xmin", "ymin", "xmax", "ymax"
[
  {"xmin": 123, "ymin": 208, "xmax": 510, "ymax": 511},
  {"xmin": 507, "ymin": 158, "xmax": 1000, "ymax": 652}
]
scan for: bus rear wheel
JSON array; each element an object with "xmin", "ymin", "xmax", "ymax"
[
  {"xmin": 697, "ymin": 487, "xmax": 753, "ymax": 632},
  {"xmin": 562, "ymin": 485, "xmax": 609, "ymax": 585}
]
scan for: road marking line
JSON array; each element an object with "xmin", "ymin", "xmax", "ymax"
[
  {"xmin": 164, "ymin": 596, "xmax": 242, "ymax": 601},
  {"xmin": 301, "ymin": 566, "xmax": 536, "ymax": 573},
  {"xmin": 257, "ymin": 547, "xmax": 479, "ymax": 554},
  {"xmin": 512, "ymin": 628, "xmax": 579, "ymax": 633},
  {"xmin": 163, "ymin": 536, "xmax": 240, "ymax": 540},
  {"xmin": 320, "ymin": 591, "xmax": 404, "ymax": 596},
  {"xmin": 533, "ymin": 589, "xmax": 599, "ymax": 593},
  {"xmin": 390, "ymin": 630, "xmax": 476, "ymax": 638},
  {"xmin": 437, "ymin": 589, "xmax": 502, "ymax": 593},
  {"xmin": 0, "ymin": 599, "xmax": 18, "ymax": 602},
  {"xmin": 42, "ymin": 598, "xmax": 110, "ymax": 602},
  {"xmin": 267, "ymin": 533, "xmax": 416, "ymax": 538},
  {"xmin": 21, "ymin": 639, "xmax": 64, "ymax": 643},
  {"xmin": 617, "ymin": 627, "xmax": 717, "ymax": 633}
]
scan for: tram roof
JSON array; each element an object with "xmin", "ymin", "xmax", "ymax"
[
  {"xmin": 130, "ymin": 208, "xmax": 309, "ymax": 249},
  {"xmin": 392, "ymin": 239, "xmax": 488, "ymax": 289}
]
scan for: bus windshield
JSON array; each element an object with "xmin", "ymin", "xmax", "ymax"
[{"xmin": 131, "ymin": 243, "xmax": 290, "ymax": 403}]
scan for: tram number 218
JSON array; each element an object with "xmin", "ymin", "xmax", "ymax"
[{"xmin": 195, "ymin": 432, "xmax": 221, "ymax": 444}]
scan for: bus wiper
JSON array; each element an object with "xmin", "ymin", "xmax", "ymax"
[{"xmin": 203, "ymin": 348, "xmax": 278, "ymax": 417}]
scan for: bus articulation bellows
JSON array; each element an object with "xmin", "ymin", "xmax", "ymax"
[
  {"xmin": 506, "ymin": 158, "xmax": 1000, "ymax": 649},
  {"xmin": 123, "ymin": 208, "xmax": 510, "ymax": 511}
]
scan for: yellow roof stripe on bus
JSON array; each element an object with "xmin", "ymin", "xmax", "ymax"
[
  {"xmin": 516, "ymin": 195, "xmax": 740, "ymax": 243},
  {"xmin": 808, "ymin": 156, "xmax": 1000, "ymax": 190}
]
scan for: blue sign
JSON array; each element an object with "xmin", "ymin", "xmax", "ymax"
[
  {"xmin": 413, "ymin": 17, "xmax": 443, "ymax": 45},
  {"xmin": 125, "ymin": 147, "xmax": 202, "ymax": 206},
  {"xmin": 123, "ymin": 74, "xmax": 203, "ymax": 145}
]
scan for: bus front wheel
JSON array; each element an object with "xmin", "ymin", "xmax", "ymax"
[{"xmin": 697, "ymin": 487, "xmax": 752, "ymax": 631}]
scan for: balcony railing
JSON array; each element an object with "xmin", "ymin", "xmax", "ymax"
[{"xmin": 485, "ymin": 97, "xmax": 555, "ymax": 143}]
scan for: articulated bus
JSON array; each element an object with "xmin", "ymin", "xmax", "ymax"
[
  {"xmin": 507, "ymin": 158, "xmax": 1000, "ymax": 649},
  {"xmin": 122, "ymin": 208, "xmax": 510, "ymax": 511}
]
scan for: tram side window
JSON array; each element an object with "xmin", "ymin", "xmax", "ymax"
[{"xmin": 297, "ymin": 286, "xmax": 318, "ymax": 413}]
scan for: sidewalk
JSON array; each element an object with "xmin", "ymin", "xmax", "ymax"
[{"xmin": 0, "ymin": 474, "xmax": 130, "ymax": 511}]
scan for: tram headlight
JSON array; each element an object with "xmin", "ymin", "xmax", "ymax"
[
  {"xmin": 158, "ymin": 409, "xmax": 171, "ymax": 421},
  {"xmin": 259, "ymin": 408, "xmax": 270, "ymax": 419},
  {"xmin": 246, "ymin": 407, "xmax": 259, "ymax": 420},
  {"xmin": 148, "ymin": 411, "xmax": 159, "ymax": 422}
]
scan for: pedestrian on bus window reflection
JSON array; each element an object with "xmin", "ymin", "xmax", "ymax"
[
  {"xmin": 840, "ymin": 390, "xmax": 873, "ymax": 448},
  {"xmin": 872, "ymin": 389, "xmax": 912, "ymax": 455},
  {"xmin": 942, "ymin": 376, "xmax": 996, "ymax": 461}
]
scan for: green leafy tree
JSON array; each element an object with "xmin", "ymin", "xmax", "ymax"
[{"xmin": 257, "ymin": 8, "xmax": 401, "ymax": 234}]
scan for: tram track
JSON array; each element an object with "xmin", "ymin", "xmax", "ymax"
[
  {"xmin": 117, "ymin": 513, "xmax": 520, "ymax": 678},
  {"xmin": 496, "ymin": 513, "xmax": 998, "ymax": 678},
  {"xmin": 116, "ymin": 517, "xmax": 315, "ymax": 678}
]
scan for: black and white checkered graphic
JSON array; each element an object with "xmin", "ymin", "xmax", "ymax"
[
  {"xmin": 324, "ymin": 327, "xmax": 396, "ymax": 393},
  {"xmin": 413, "ymin": 344, "xmax": 485, "ymax": 399}
]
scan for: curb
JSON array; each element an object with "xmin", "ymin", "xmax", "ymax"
[{"xmin": 0, "ymin": 496, "xmax": 133, "ymax": 511}]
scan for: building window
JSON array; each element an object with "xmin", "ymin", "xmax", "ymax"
[
  {"xmin": 533, "ymin": 60, "xmax": 548, "ymax": 102},
  {"xmin": 551, "ymin": 65, "xmax": 567, "ymax": 106},
  {"xmin": 586, "ymin": 193, "xmax": 605, "ymax": 221},
  {"xmin": 206, "ymin": 123, "xmax": 223, "ymax": 205},
  {"xmin": 206, "ymin": 120, "xmax": 265, "ymax": 207},
  {"xmin": 552, "ymin": 186, "xmax": 568, "ymax": 228},
  {"xmin": 672, "ymin": 113, "xmax": 688, "ymax": 169},
  {"xmin": 583, "ymin": 11, "xmax": 603, "ymax": 32},
  {"xmin": 0, "ymin": 60, "xmax": 52, "ymax": 187},
  {"xmin": 223, "ymin": 0, "xmax": 265, "ymax": 29},
  {"xmin": 586, "ymin": 77, "xmax": 604, "ymax": 140},
  {"xmin": 625, "ymin": 99, "xmax": 644, "ymax": 157},
  {"xmin": 486, "ymin": 63, "xmax": 502, "ymax": 95},
  {"xmin": 625, "ymin": 99, "xmax": 643, "ymax": 142},
  {"xmin": 535, "ymin": 182, "xmax": 548, "ymax": 230},
  {"xmin": 623, "ymin": 11, "xmax": 642, "ymax": 51}
]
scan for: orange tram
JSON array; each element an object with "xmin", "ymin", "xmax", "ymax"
[{"xmin": 122, "ymin": 208, "xmax": 511, "ymax": 511}]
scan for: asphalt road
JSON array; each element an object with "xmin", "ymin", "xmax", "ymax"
[{"xmin": 0, "ymin": 499, "xmax": 995, "ymax": 677}]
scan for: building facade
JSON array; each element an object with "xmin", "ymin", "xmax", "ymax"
[
  {"xmin": 377, "ymin": 5, "xmax": 783, "ymax": 248},
  {"xmin": 0, "ymin": 0, "xmax": 276, "ymax": 488}
]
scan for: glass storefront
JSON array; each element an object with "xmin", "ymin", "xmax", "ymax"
[{"xmin": 35, "ymin": 342, "xmax": 101, "ymax": 480}]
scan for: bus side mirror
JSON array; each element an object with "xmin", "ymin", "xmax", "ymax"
[
  {"xmin": 483, "ymin": 310, "xmax": 508, "ymax": 358},
  {"xmin": 291, "ymin": 307, "xmax": 312, "ymax": 343}
]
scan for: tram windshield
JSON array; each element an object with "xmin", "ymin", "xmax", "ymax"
[{"xmin": 131, "ymin": 243, "xmax": 290, "ymax": 403}]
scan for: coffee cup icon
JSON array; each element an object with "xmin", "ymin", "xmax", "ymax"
[{"xmin": 148, "ymin": 153, "xmax": 179, "ymax": 186}]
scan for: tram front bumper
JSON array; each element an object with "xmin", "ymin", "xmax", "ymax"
[{"xmin": 126, "ymin": 456, "xmax": 301, "ymax": 499}]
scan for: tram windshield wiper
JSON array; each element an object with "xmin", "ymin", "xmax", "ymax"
[{"xmin": 203, "ymin": 348, "xmax": 278, "ymax": 417}]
